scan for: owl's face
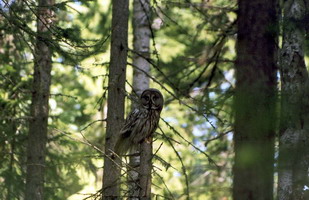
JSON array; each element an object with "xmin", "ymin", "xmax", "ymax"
[{"xmin": 140, "ymin": 88, "xmax": 164, "ymax": 111}]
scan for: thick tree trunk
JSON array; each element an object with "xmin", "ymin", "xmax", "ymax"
[
  {"xmin": 128, "ymin": 0, "xmax": 152, "ymax": 199},
  {"xmin": 25, "ymin": 0, "xmax": 54, "ymax": 199},
  {"xmin": 277, "ymin": 0, "xmax": 309, "ymax": 199},
  {"xmin": 102, "ymin": 0, "xmax": 129, "ymax": 199},
  {"xmin": 233, "ymin": 0, "xmax": 278, "ymax": 199}
]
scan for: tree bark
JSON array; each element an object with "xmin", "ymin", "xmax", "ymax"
[
  {"xmin": 233, "ymin": 0, "xmax": 278, "ymax": 199},
  {"xmin": 25, "ymin": 0, "xmax": 54, "ymax": 199},
  {"xmin": 102, "ymin": 0, "xmax": 129, "ymax": 199},
  {"xmin": 128, "ymin": 0, "xmax": 152, "ymax": 199},
  {"xmin": 278, "ymin": 0, "xmax": 309, "ymax": 199}
]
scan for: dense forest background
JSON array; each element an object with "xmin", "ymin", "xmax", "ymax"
[{"xmin": 0, "ymin": 0, "xmax": 309, "ymax": 199}]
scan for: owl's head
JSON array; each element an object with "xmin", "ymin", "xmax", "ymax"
[{"xmin": 140, "ymin": 88, "xmax": 164, "ymax": 111}]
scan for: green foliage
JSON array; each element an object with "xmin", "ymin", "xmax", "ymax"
[
  {"xmin": 0, "ymin": 0, "xmax": 237, "ymax": 199},
  {"xmin": 146, "ymin": 1, "xmax": 236, "ymax": 199},
  {"xmin": 0, "ymin": 2, "xmax": 33, "ymax": 198},
  {"xmin": 0, "ymin": 0, "xmax": 107, "ymax": 199}
]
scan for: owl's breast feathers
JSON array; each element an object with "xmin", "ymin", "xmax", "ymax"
[
  {"xmin": 115, "ymin": 104, "xmax": 162, "ymax": 155},
  {"xmin": 119, "ymin": 108, "xmax": 159, "ymax": 144}
]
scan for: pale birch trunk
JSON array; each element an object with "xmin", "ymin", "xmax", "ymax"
[
  {"xmin": 278, "ymin": 0, "xmax": 309, "ymax": 199},
  {"xmin": 128, "ymin": 0, "xmax": 151, "ymax": 199},
  {"xmin": 102, "ymin": 0, "xmax": 129, "ymax": 199},
  {"xmin": 25, "ymin": 0, "xmax": 54, "ymax": 199}
]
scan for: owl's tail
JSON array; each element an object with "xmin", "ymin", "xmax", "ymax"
[{"xmin": 114, "ymin": 133, "xmax": 135, "ymax": 156}]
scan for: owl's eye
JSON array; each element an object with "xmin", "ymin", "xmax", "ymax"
[{"xmin": 144, "ymin": 96, "xmax": 150, "ymax": 101}]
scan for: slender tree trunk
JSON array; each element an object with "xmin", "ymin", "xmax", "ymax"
[
  {"xmin": 128, "ymin": 0, "xmax": 151, "ymax": 199},
  {"xmin": 233, "ymin": 0, "xmax": 278, "ymax": 199},
  {"xmin": 277, "ymin": 0, "xmax": 309, "ymax": 199},
  {"xmin": 6, "ymin": 117, "xmax": 16, "ymax": 200},
  {"xmin": 102, "ymin": 0, "xmax": 129, "ymax": 199},
  {"xmin": 25, "ymin": 0, "xmax": 54, "ymax": 199}
]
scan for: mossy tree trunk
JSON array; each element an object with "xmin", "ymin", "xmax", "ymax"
[
  {"xmin": 233, "ymin": 0, "xmax": 278, "ymax": 199},
  {"xmin": 278, "ymin": 0, "xmax": 309, "ymax": 199}
]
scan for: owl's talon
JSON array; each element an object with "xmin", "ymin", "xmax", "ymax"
[{"xmin": 145, "ymin": 137, "xmax": 152, "ymax": 143}]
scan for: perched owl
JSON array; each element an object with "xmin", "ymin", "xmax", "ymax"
[{"xmin": 115, "ymin": 88, "xmax": 164, "ymax": 155}]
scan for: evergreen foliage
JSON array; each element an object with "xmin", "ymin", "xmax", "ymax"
[{"xmin": 0, "ymin": 0, "xmax": 308, "ymax": 199}]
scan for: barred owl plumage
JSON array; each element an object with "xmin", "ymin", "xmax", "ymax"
[{"xmin": 115, "ymin": 88, "xmax": 164, "ymax": 155}]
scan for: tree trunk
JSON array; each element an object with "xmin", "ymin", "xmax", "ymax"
[
  {"xmin": 102, "ymin": 0, "xmax": 129, "ymax": 199},
  {"xmin": 277, "ymin": 0, "xmax": 309, "ymax": 199},
  {"xmin": 128, "ymin": 0, "xmax": 152, "ymax": 199},
  {"xmin": 25, "ymin": 0, "xmax": 54, "ymax": 199},
  {"xmin": 6, "ymin": 117, "xmax": 16, "ymax": 200},
  {"xmin": 233, "ymin": 0, "xmax": 278, "ymax": 199}
]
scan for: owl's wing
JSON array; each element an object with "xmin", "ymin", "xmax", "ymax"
[
  {"xmin": 133, "ymin": 110, "xmax": 160, "ymax": 143},
  {"xmin": 119, "ymin": 108, "xmax": 141, "ymax": 137},
  {"xmin": 114, "ymin": 108, "xmax": 143, "ymax": 154}
]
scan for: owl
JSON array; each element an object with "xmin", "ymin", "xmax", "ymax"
[{"xmin": 115, "ymin": 88, "xmax": 164, "ymax": 155}]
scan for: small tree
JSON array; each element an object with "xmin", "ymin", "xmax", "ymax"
[
  {"xmin": 25, "ymin": 0, "xmax": 54, "ymax": 199},
  {"xmin": 128, "ymin": 0, "xmax": 152, "ymax": 199},
  {"xmin": 102, "ymin": 0, "xmax": 129, "ymax": 199}
]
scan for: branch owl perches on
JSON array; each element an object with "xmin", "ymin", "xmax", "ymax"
[{"xmin": 115, "ymin": 88, "xmax": 164, "ymax": 155}]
